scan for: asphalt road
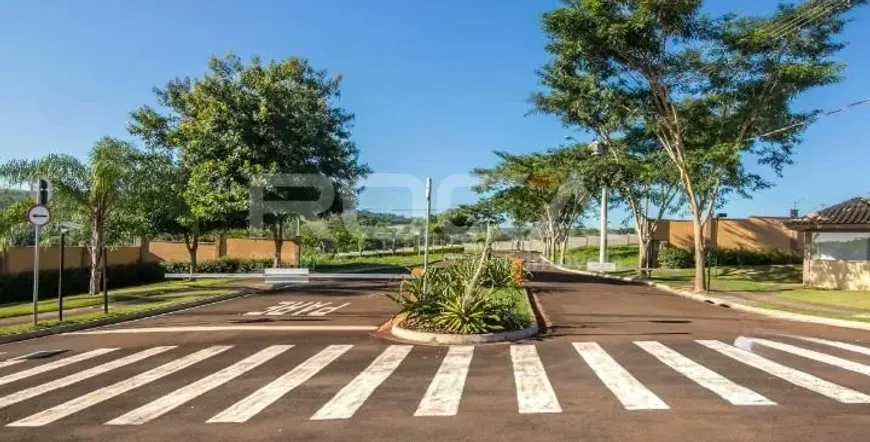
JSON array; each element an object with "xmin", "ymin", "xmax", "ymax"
[{"xmin": 1, "ymin": 270, "xmax": 870, "ymax": 441}]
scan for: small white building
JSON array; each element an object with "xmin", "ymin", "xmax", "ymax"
[{"xmin": 787, "ymin": 197, "xmax": 870, "ymax": 291}]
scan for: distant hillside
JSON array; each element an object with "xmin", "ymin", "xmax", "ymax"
[
  {"xmin": 357, "ymin": 210, "xmax": 414, "ymax": 225},
  {"xmin": 0, "ymin": 189, "xmax": 29, "ymax": 209}
]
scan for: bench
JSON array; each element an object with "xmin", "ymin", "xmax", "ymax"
[{"xmin": 264, "ymin": 268, "xmax": 310, "ymax": 285}]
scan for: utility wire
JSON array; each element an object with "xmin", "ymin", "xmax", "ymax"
[
  {"xmin": 750, "ymin": 97, "xmax": 870, "ymax": 141},
  {"xmin": 768, "ymin": 0, "xmax": 848, "ymax": 40}
]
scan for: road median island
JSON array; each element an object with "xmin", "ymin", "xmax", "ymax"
[{"xmin": 390, "ymin": 288, "xmax": 543, "ymax": 345}]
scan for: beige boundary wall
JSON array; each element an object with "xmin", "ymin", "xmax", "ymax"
[
  {"xmin": 0, "ymin": 237, "xmax": 299, "ymax": 275},
  {"xmin": 652, "ymin": 216, "xmax": 801, "ymax": 254}
]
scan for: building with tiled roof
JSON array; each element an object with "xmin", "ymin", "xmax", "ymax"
[{"xmin": 786, "ymin": 197, "xmax": 870, "ymax": 291}]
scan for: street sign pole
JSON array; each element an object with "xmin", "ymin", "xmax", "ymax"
[
  {"xmin": 58, "ymin": 230, "xmax": 65, "ymax": 322},
  {"xmin": 28, "ymin": 200, "xmax": 51, "ymax": 327},
  {"xmin": 32, "ymin": 224, "xmax": 40, "ymax": 326}
]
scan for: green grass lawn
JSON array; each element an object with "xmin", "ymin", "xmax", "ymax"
[
  {"xmin": 0, "ymin": 291, "xmax": 232, "ymax": 337},
  {"xmin": 0, "ymin": 278, "xmax": 236, "ymax": 320},
  {"xmin": 649, "ymin": 265, "xmax": 803, "ymax": 292},
  {"xmin": 490, "ymin": 286, "xmax": 533, "ymax": 325},
  {"xmin": 775, "ymin": 289, "xmax": 870, "ymax": 311},
  {"xmin": 564, "ymin": 245, "xmax": 639, "ymax": 270}
]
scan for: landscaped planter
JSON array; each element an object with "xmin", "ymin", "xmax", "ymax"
[{"xmin": 390, "ymin": 289, "xmax": 542, "ymax": 345}]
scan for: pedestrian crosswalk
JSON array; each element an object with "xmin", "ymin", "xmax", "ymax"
[{"xmin": 1, "ymin": 336, "xmax": 870, "ymax": 427}]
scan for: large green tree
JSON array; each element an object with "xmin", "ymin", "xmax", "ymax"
[
  {"xmin": 0, "ymin": 137, "xmax": 147, "ymax": 293},
  {"xmin": 539, "ymin": 0, "xmax": 863, "ymax": 290},
  {"xmin": 130, "ymin": 54, "xmax": 369, "ymax": 268},
  {"xmin": 473, "ymin": 146, "xmax": 592, "ymax": 263}
]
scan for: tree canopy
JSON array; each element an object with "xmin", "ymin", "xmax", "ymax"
[{"xmin": 537, "ymin": 0, "xmax": 864, "ymax": 289}]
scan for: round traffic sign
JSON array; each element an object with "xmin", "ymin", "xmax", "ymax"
[{"xmin": 27, "ymin": 205, "xmax": 51, "ymax": 227}]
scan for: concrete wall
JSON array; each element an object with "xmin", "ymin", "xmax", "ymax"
[
  {"xmin": 146, "ymin": 241, "xmax": 218, "ymax": 263},
  {"xmin": 148, "ymin": 237, "xmax": 298, "ymax": 266},
  {"xmin": 1, "ymin": 237, "xmax": 300, "ymax": 275},
  {"xmin": 0, "ymin": 246, "xmax": 143, "ymax": 274},
  {"xmin": 804, "ymin": 259, "xmax": 870, "ymax": 290},
  {"xmin": 653, "ymin": 217, "xmax": 800, "ymax": 253},
  {"xmin": 224, "ymin": 237, "xmax": 299, "ymax": 262}
]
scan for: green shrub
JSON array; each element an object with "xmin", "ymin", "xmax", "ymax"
[
  {"xmin": 657, "ymin": 245, "xmax": 801, "ymax": 268},
  {"xmin": 658, "ymin": 245, "xmax": 694, "ymax": 269},
  {"xmin": 713, "ymin": 247, "xmax": 800, "ymax": 266},
  {"xmin": 482, "ymin": 258, "xmax": 514, "ymax": 288},
  {"xmin": 160, "ymin": 257, "xmax": 275, "ymax": 274},
  {"xmin": 0, "ymin": 262, "xmax": 165, "ymax": 304}
]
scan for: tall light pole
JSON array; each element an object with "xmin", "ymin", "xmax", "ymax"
[
  {"xmin": 590, "ymin": 140, "xmax": 608, "ymax": 265},
  {"xmin": 423, "ymin": 177, "xmax": 432, "ymax": 274}
]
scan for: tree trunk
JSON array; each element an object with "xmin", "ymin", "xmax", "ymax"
[
  {"xmin": 272, "ymin": 223, "xmax": 283, "ymax": 268},
  {"xmin": 692, "ymin": 217, "xmax": 706, "ymax": 292},
  {"xmin": 637, "ymin": 236, "xmax": 651, "ymax": 279},
  {"xmin": 558, "ymin": 233, "xmax": 569, "ymax": 265},
  {"xmin": 184, "ymin": 226, "xmax": 200, "ymax": 279},
  {"xmin": 88, "ymin": 214, "xmax": 104, "ymax": 295}
]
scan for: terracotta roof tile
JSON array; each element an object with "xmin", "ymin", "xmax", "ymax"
[{"xmin": 788, "ymin": 197, "xmax": 870, "ymax": 227}]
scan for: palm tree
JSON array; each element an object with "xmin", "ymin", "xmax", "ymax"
[{"xmin": 0, "ymin": 137, "xmax": 145, "ymax": 294}]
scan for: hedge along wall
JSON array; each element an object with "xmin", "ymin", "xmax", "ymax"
[{"xmin": 0, "ymin": 262, "xmax": 165, "ymax": 304}]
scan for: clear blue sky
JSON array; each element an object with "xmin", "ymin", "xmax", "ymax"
[{"xmin": 1, "ymin": 0, "xmax": 867, "ymax": 226}]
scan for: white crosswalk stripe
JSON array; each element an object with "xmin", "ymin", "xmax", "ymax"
[
  {"xmin": 792, "ymin": 336, "xmax": 870, "ymax": 357},
  {"xmin": 0, "ymin": 346, "xmax": 175, "ymax": 410},
  {"xmin": 0, "ymin": 358, "xmax": 25, "ymax": 370},
  {"xmin": 107, "ymin": 345, "xmax": 292, "ymax": 425},
  {"xmin": 415, "ymin": 346, "xmax": 474, "ymax": 417},
  {"xmin": 310, "ymin": 345, "xmax": 412, "ymax": 420},
  {"xmin": 209, "ymin": 345, "xmax": 353, "ymax": 423},
  {"xmin": 3, "ymin": 337, "xmax": 870, "ymax": 427},
  {"xmin": 7, "ymin": 346, "xmax": 231, "ymax": 427},
  {"xmin": 747, "ymin": 338, "xmax": 870, "ymax": 376},
  {"xmin": 0, "ymin": 348, "xmax": 118, "ymax": 387},
  {"xmin": 511, "ymin": 345, "xmax": 561, "ymax": 414},
  {"xmin": 635, "ymin": 341, "xmax": 775, "ymax": 406},
  {"xmin": 574, "ymin": 342, "xmax": 669, "ymax": 410},
  {"xmin": 698, "ymin": 340, "xmax": 870, "ymax": 404}
]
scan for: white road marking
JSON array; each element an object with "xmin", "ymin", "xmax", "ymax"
[
  {"xmin": 106, "ymin": 345, "xmax": 291, "ymax": 425},
  {"xmin": 511, "ymin": 345, "xmax": 561, "ymax": 414},
  {"xmin": 308, "ymin": 303, "xmax": 350, "ymax": 316},
  {"xmin": 415, "ymin": 346, "xmax": 474, "ymax": 417},
  {"xmin": 698, "ymin": 340, "xmax": 870, "ymax": 403},
  {"xmin": 748, "ymin": 338, "xmax": 870, "ymax": 376},
  {"xmin": 574, "ymin": 342, "xmax": 669, "ymax": 410},
  {"xmin": 7, "ymin": 346, "xmax": 231, "ymax": 427},
  {"xmin": 208, "ymin": 345, "xmax": 353, "ymax": 423},
  {"xmin": 68, "ymin": 325, "xmax": 377, "ymax": 335},
  {"xmin": 0, "ymin": 348, "xmax": 118, "ymax": 387},
  {"xmin": 635, "ymin": 341, "xmax": 775, "ymax": 406},
  {"xmin": 310, "ymin": 345, "xmax": 412, "ymax": 420},
  {"xmin": 0, "ymin": 347, "xmax": 175, "ymax": 410},
  {"xmin": 0, "ymin": 359, "xmax": 25, "ymax": 370},
  {"xmin": 792, "ymin": 336, "xmax": 870, "ymax": 357}
]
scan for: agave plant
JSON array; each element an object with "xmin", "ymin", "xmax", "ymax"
[{"xmin": 432, "ymin": 287, "xmax": 502, "ymax": 334}]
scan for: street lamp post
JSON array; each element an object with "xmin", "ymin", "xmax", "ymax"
[
  {"xmin": 566, "ymin": 136, "xmax": 610, "ymax": 267},
  {"xmin": 590, "ymin": 140, "xmax": 609, "ymax": 265}
]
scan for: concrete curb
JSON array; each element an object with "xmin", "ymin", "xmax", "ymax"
[
  {"xmin": 390, "ymin": 288, "xmax": 542, "ymax": 345},
  {"xmin": 539, "ymin": 256, "xmax": 870, "ymax": 332},
  {"xmin": 0, "ymin": 287, "xmax": 263, "ymax": 345}
]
